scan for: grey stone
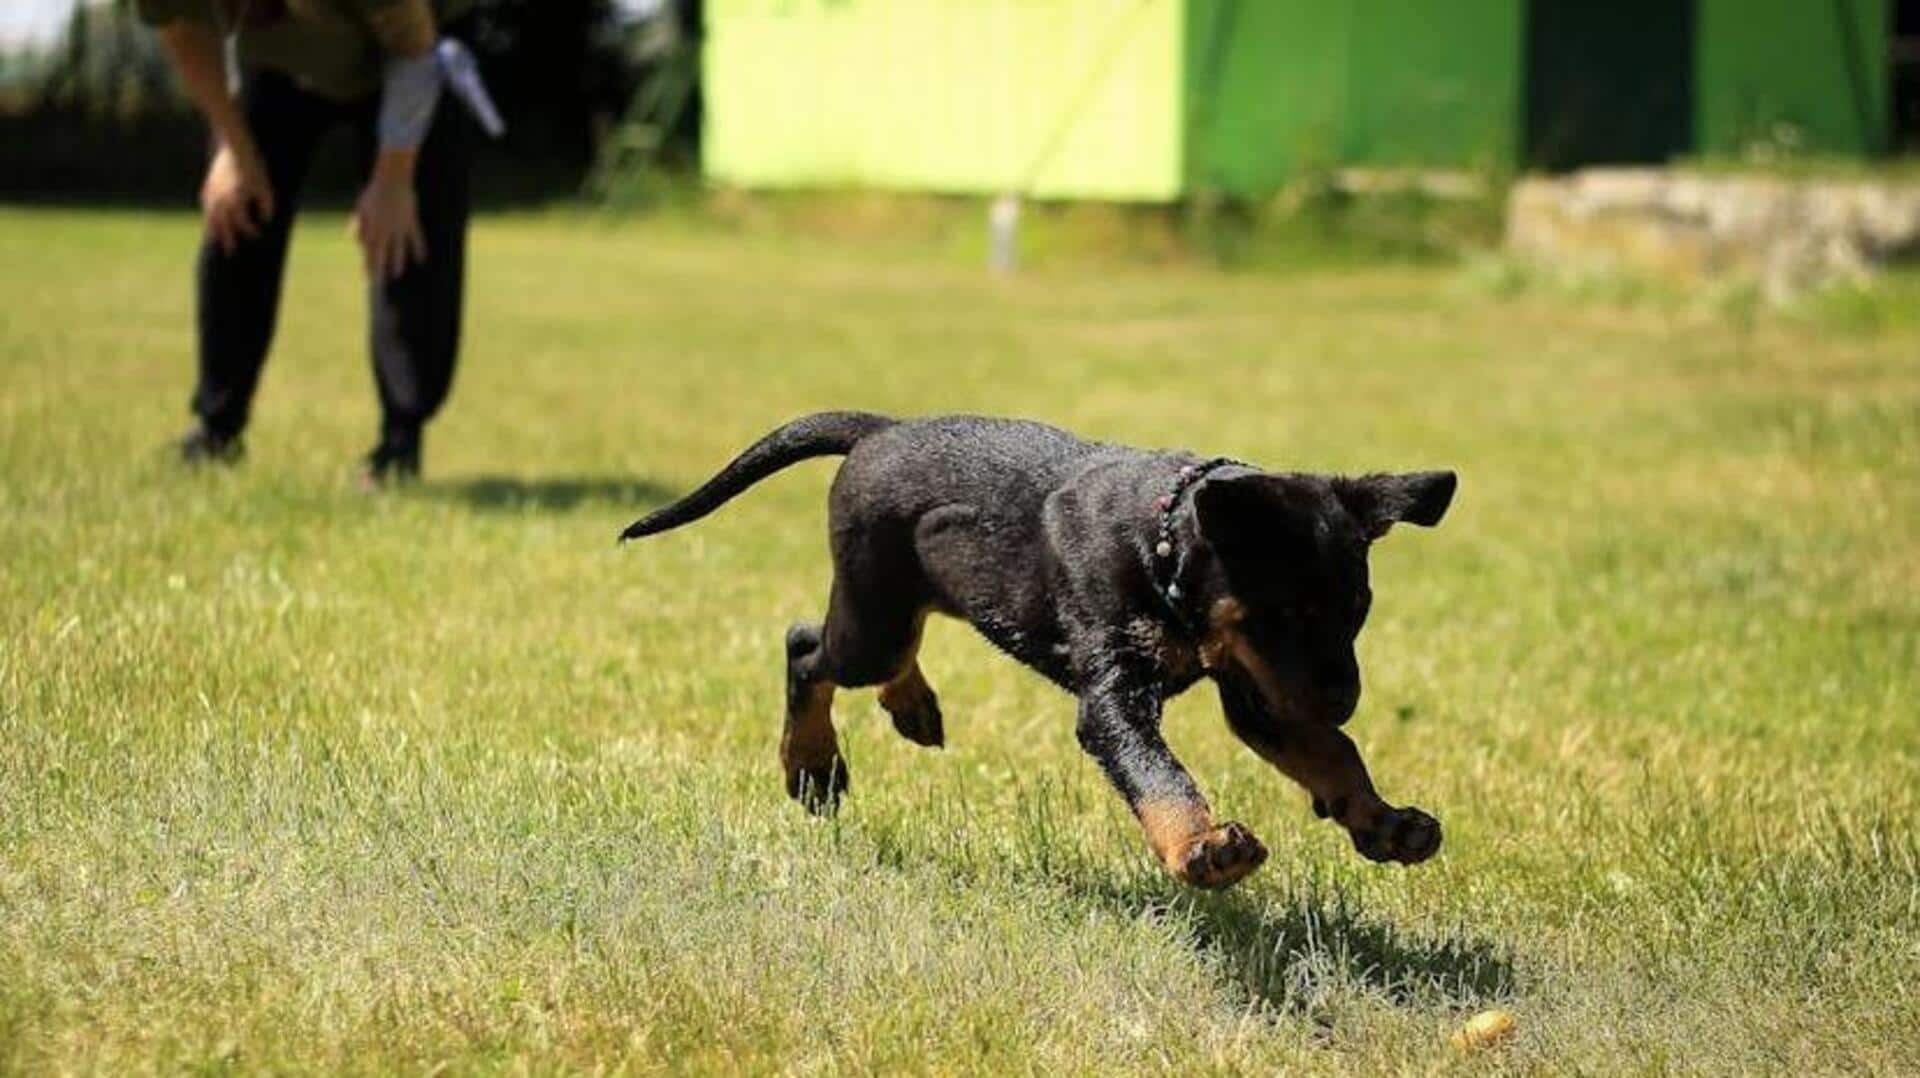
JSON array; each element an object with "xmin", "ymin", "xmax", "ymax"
[{"xmin": 1507, "ymin": 168, "xmax": 1920, "ymax": 302}]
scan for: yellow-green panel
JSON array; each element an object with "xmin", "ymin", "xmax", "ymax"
[{"xmin": 703, "ymin": 0, "xmax": 1185, "ymax": 201}]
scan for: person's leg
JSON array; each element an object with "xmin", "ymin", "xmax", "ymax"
[
  {"xmin": 188, "ymin": 69, "xmax": 333, "ymax": 451},
  {"xmin": 355, "ymin": 74, "xmax": 473, "ymax": 479}
]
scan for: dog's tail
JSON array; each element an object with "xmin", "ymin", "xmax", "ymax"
[{"xmin": 619, "ymin": 411, "xmax": 896, "ymax": 542}]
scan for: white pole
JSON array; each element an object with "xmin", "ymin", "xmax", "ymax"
[{"xmin": 988, "ymin": 192, "xmax": 1021, "ymax": 273}]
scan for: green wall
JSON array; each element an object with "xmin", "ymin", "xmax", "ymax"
[
  {"xmin": 703, "ymin": 0, "xmax": 1186, "ymax": 200},
  {"xmin": 1694, "ymin": 0, "xmax": 1889, "ymax": 157},
  {"xmin": 1184, "ymin": 0, "xmax": 1522, "ymax": 197},
  {"xmin": 1346, "ymin": 1, "xmax": 1523, "ymax": 169},
  {"xmin": 1183, "ymin": 0, "xmax": 1346, "ymax": 195}
]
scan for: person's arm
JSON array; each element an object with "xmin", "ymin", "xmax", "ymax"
[
  {"xmin": 156, "ymin": 21, "xmax": 276, "ymax": 253},
  {"xmin": 353, "ymin": 0, "xmax": 438, "ymax": 281}
]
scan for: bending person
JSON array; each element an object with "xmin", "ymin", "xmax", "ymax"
[{"xmin": 141, "ymin": 0, "xmax": 494, "ymax": 484}]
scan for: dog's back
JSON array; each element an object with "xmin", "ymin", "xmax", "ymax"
[{"xmin": 832, "ymin": 415, "xmax": 1119, "ymax": 523}]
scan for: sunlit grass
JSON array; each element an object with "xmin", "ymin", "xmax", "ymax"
[{"xmin": 2, "ymin": 206, "xmax": 1917, "ymax": 1073}]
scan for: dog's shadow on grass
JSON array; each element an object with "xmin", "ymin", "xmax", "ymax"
[
  {"xmin": 422, "ymin": 475, "xmax": 678, "ymax": 515},
  {"xmin": 1069, "ymin": 868, "xmax": 1515, "ymax": 1016}
]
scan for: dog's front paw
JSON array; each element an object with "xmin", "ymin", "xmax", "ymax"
[
  {"xmin": 1349, "ymin": 805, "xmax": 1441, "ymax": 865},
  {"xmin": 1174, "ymin": 821, "xmax": 1269, "ymax": 890}
]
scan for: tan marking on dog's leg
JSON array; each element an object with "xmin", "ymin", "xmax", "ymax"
[
  {"xmin": 879, "ymin": 610, "xmax": 930, "ymax": 697},
  {"xmin": 1258, "ymin": 723, "xmax": 1388, "ymax": 827},
  {"xmin": 877, "ymin": 662, "xmax": 928, "ymax": 713},
  {"xmin": 783, "ymin": 681, "xmax": 837, "ymax": 762},
  {"xmin": 1135, "ymin": 798, "xmax": 1269, "ymax": 889},
  {"xmin": 782, "ymin": 680, "xmax": 844, "ymax": 807},
  {"xmin": 878, "ymin": 660, "xmax": 945, "ymax": 747},
  {"xmin": 1252, "ymin": 723, "xmax": 1440, "ymax": 865},
  {"xmin": 876, "ymin": 612, "xmax": 944, "ymax": 747},
  {"xmin": 1135, "ymin": 798, "xmax": 1215, "ymax": 872}
]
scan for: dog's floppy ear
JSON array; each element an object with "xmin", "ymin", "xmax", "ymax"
[
  {"xmin": 1336, "ymin": 471, "xmax": 1457, "ymax": 539},
  {"xmin": 1194, "ymin": 474, "xmax": 1317, "ymax": 555}
]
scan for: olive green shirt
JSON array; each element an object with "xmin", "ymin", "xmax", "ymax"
[{"xmin": 137, "ymin": 0, "xmax": 475, "ymax": 103}]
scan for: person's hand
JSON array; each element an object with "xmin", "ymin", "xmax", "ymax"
[
  {"xmin": 201, "ymin": 141, "xmax": 275, "ymax": 253},
  {"xmin": 352, "ymin": 175, "xmax": 425, "ymax": 281}
]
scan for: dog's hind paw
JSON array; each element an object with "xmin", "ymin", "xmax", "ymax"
[
  {"xmin": 784, "ymin": 755, "xmax": 849, "ymax": 815},
  {"xmin": 1174, "ymin": 821, "xmax": 1269, "ymax": 890},
  {"xmin": 878, "ymin": 668, "xmax": 944, "ymax": 749},
  {"xmin": 1350, "ymin": 805, "xmax": 1441, "ymax": 865}
]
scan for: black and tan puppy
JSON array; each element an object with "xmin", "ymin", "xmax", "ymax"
[{"xmin": 621, "ymin": 413, "xmax": 1456, "ymax": 889}]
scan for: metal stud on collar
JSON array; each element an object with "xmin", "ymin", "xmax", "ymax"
[{"xmin": 1150, "ymin": 456, "xmax": 1245, "ymax": 630}]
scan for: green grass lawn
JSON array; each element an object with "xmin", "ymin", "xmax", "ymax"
[{"xmin": 2, "ymin": 205, "xmax": 1917, "ymax": 1074}]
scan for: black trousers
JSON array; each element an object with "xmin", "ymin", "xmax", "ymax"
[{"xmin": 193, "ymin": 66, "xmax": 471, "ymax": 445}]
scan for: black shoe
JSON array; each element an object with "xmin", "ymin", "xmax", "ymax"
[
  {"xmin": 177, "ymin": 426, "xmax": 243, "ymax": 467},
  {"xmin": 361, "ymin": 435, "xmax": 421, "ymax": 488}
]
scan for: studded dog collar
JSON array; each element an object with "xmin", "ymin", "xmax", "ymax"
[{"xmin": 1149, "ymin": 456, "xmax": 1245, "ymax": 633}]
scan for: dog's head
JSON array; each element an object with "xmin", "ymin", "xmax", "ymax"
[{"xmin": 1191, "ymin": 469, "xmax": 1456, "ymax": 726}]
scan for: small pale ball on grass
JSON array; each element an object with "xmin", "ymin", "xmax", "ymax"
[{"xmin": 1450, "ymin": 1009, "xmax": 1517, "ymax": 1051}]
